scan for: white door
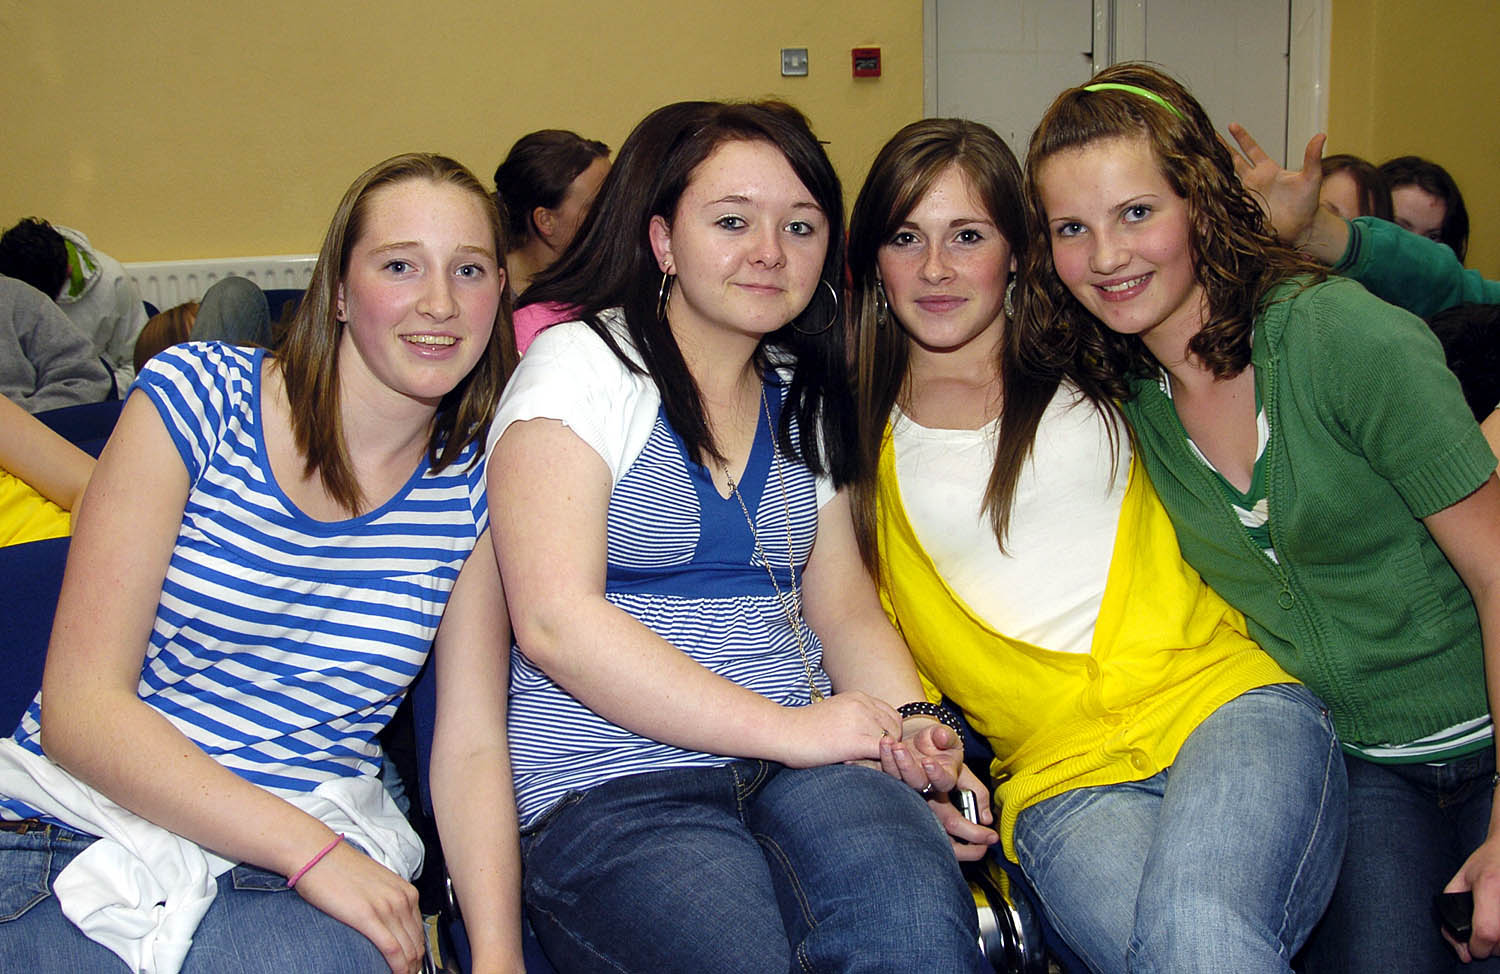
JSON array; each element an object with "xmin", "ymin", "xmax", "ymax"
[{"xmin": 924, "ymin": 0, "xmax": 1328, "ymax": 166}]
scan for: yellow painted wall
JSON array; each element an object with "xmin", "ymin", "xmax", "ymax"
[
  {"xmin": 0, "ymin": 1, "xmax": 921, "ymax": 261},
  {"xmin": 1328, "ymin": 0, "xmax": 1500, "ymax": 275}
]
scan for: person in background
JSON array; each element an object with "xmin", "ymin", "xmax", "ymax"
[
  {"xmin": 518, "ymin": 108, "xmax": 718, "ymax": 358},
  {"xmin": 1229, "ymin": 125, "xmax": 1494, "ymax": 322},
  {"xmin": 1027, "ymin": 63, "xmax": 1500, "ymax": 973},
  {"xmin": 1318, "ymin": 153, "xmax": 1391, "ymax": 220},
  {"xmin": 0, "ymin": 219, "xmax": 147, "ymax": 391},
  {"xmin": 1424, "ymin": 303, "xmax": 1500, "ymax": 472},
  {"xmin": 493, "ymin": 130, "xmax": 610, "ymax": 352},
  {"xmin": 0, "ymin": 276, "xmax": 112, "ymax": 412},
  {"xmin": 131, "ymin": 301, "xmax": 197, "ymax": 376},
  {"xmin": 1381, "ymin": 155, "xmax": 1470, "ymax": 261},
  {"xmin": 1233, "ymin": 126, "xmax": 1500, "ymax": 482},
  {"xmin": 133, "ymin": 277, "xmax": 276, "ymax": 375}
]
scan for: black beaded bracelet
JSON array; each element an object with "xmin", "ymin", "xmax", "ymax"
[{"xmin": 897, "ymin": 701, "xmax": 964, "ymax": 750}]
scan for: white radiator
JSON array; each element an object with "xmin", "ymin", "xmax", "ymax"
[{"xmin": 124, "ymin": 255, "xmax": 317, "ymax": 310}]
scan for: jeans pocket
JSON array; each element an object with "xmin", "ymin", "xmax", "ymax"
[
  {"xmin": 520, "ymin": 790, "xmax": 587, "ymax": 845},
  {"xmin": 229, "ymin": 863, "xmax": 292, "ymax": 893},
  {"xmin": 0, "ymin": 843, "xmax": 53, "ymax": 923}
]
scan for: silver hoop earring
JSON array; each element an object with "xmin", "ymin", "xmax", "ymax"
[
  {"xmin": 875, "ymin": 280, "xmax": 889, "ymax": 325},
  {"xmin": 793, "ymin": 278, "xmax": 840, "ymax": 336},
  {"xmin": 1003, "ymin": 279, "xmax": 1016, "ymax": 319},
  {"xmin": 656, "ymin": 272, "xmax": 674, "ymax": 324}
]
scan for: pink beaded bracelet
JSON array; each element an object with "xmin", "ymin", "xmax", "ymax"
[{"xmin": 287, "ymin": 834, "xmax": 344, "ymax": 888}]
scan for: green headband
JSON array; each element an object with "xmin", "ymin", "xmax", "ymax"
[{"xmin": 1082, "ymin": 82, "xmax": 1185, "ymax": 120}]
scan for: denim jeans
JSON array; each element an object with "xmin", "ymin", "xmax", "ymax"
[
  {"xmin": 1301, "ymin": 747, "xmax": 1500, "ymax": 974},
  {"xmin": 520, "ymin": 760, "xmax": 986, "ymax": 973},
  {"xmin": 1012, "ymin": 683, "xmax": 1346, "ymax": 973},
  {"xmin": 0, "ymin": 824, "xmax": 388, "ymax": 973}
]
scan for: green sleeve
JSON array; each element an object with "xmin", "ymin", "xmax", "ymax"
[
  {"xmin": 1307, "ymin": 279, "xmax": 1496, "ymax": 517},
  {"xmin": 1333, "ymin": 217, "xmax": 1500, "ymax": 318}
]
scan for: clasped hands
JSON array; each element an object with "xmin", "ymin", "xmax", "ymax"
[{"xmin": 878, "ymin": 716, "xmax": 999, "ymax": 861}]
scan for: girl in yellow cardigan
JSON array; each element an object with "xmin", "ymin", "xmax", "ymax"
[{"xmin": 848, "ymin": 118, "xmax": 1345, "ymax": 973}]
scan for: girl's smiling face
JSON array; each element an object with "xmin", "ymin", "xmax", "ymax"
[
  {"xmin": 336, "ymin": 177, "xmax": 502, "ymax": 409},
  {"xmin": 1037, "ymin": 135, "xmax": 1207, "ymax": 360},
  {"xmin": 877, "ymin": 164, "xmax": 1015, "ymax": 359}
]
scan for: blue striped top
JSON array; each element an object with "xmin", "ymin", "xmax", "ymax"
[
  {"xmin": 2, "ymin": 342, "xmax": 488, "ymax": 822},
  {"xmin": 493, "ymin": 317, "xmax": 834, "ymax": 827}
]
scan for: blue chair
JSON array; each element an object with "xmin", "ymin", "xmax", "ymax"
[
  {"xmin": 262, "ymin": 288, "xmax": 304, "ymax": 325},
  {"xmin": 0, "ymin": 536, "xmax": 71, "ymax": 731},
  {"xmin": 407, "ymin": 655, "xmax": 557, "ymax": 974},
  {"xmin": 949, "ymin": 699, "xmax": 1084, "ymax": 973},
  {"xmin": 33, "ymin": 400, "xmax": 125, "ymax": 458}
]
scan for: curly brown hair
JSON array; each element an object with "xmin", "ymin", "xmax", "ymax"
[{"xmin": 1018, "ymin": 62, "xmax": 1324, "ymax": 401}]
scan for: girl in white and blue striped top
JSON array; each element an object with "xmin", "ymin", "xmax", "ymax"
[
  {"xmin": 490, "ymin": 101, "xmax": 993, "ymax": 973},
  {"xmin": 0, "ymin": 154, "xmax": 521, "ymax": 974}
]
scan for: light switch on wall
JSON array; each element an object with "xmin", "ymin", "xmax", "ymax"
[{"xmin": 781, "ymin": 48, "xmax": 809, "ymax": 77}]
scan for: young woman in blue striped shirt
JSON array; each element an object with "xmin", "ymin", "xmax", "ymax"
[{"xmin": 0, "ymin": 153, "xmax": 521, "ymax": 974}]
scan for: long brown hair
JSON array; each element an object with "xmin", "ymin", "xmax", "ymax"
[
  {"xmin": 1020, "ymin": 62, "xmax": 1324, "ymax": 401},
  {"xmin": 278, "ymin": 152, "xmax": 516, "ymax": 514},
  {"xmin": 848, "ymin": 118, "xmax": 1058, "ymax": 569}
]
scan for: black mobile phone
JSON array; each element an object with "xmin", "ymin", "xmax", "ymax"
[{"xmin": 1436, "ymin": 890, "xmax": 1474, "ymax": 942}]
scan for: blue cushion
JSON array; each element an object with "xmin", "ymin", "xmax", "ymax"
[{"xmin": 0, "ymin": 536, "xmax": 70, "ymax": 731}]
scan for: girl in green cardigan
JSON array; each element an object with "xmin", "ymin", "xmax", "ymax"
[{"xmin": 1024, "ymin": 62, "xmax": 1500, "ymax": 973}]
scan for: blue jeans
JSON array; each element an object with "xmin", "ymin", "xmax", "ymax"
[
  {"xmin": 1301, "ymin": 747, "xmax": 1500, "ymax": 974},
  {"xmin": 0, "ymin": 824, "xmax": 387, "ymax": 973},
  {"xmin": 1013, "ymin": 683, "xmax": 1346, "ymax": 973},
  {"xmin": 520, "ymin": 760, "xmax": 986, "ymax": 973}
]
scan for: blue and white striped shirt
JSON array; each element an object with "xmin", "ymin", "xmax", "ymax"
[{"xmin": 3, "ymin": 342, "xmax": 487, "ymax": 822}]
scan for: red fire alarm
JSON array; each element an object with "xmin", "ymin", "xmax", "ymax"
[{"xmin": 852, "ymin": 47, "xmax": 881, "ymax": 78}]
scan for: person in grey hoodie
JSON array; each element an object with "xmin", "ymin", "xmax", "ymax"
[
  {"xmin": 0, "ymin": 218, "xmax": 146, "ymax": 391},
  {"xmin": 0, "ymin": 275, "xmax": 112, "ymax": 412}
]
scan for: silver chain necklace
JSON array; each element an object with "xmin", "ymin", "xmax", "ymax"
[{"xmin": 718, "ymin": 389, "xmax": 824, "ymax": 702}]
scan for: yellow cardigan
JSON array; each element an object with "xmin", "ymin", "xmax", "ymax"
[
  {"xmin": 876, "ymin": 430, "xmax": 1293, "ymax": 860},
  {"xmin": 0, "ymin": 468, "xmax": 71, "ymax": 547}
]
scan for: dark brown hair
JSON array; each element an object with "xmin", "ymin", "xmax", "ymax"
[
  {"xmin": 1380, "ymin": 155, "xmax": 1469, "ymax": 261},
  {"xmin": 493, "ymin": 129, "xmax": 610, "ymax": 247},
  {"xmin": 524, "ymin": 100, "xmax": 856, "ymax": 483},
  {"xmin": 278, "ymin": 152, "xmax": 516, "ymax": 514},
  {"xmin": 1021, "ymin": 62, "xmax": 1325, "ymax": 400},
  {"xmin": 847, "ymin": 118, "xmax": 1057, "ymax": 567}
]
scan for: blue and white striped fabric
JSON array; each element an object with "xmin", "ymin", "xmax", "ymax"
[
  {"xmin": 2, "ymin": 342, "xmax": 487, "ymax": 822},
  {"xmin": 494, "ymin": 318, "xmax": 833, "ymax": 827}
]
